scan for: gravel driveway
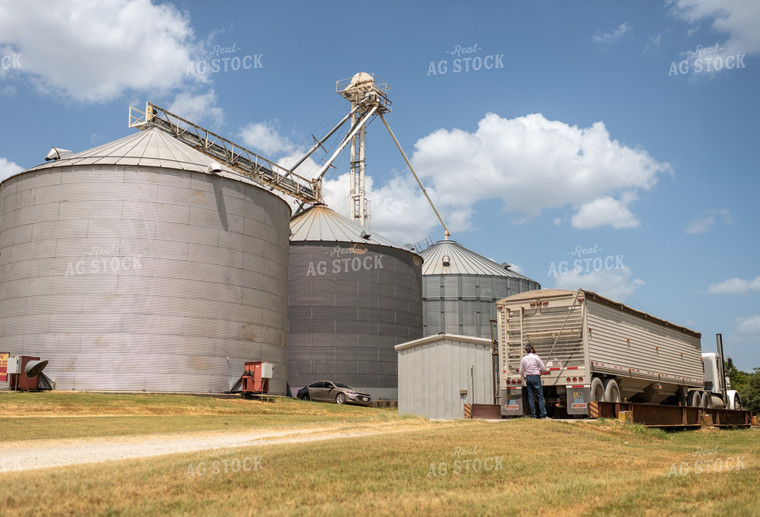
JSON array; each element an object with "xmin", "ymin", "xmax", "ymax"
[{"xmin": 1, "ymin": 422, "xmax": 428, "ymax": 473}]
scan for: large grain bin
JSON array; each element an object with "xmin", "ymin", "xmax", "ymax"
[
  {"xmin": 419, "ymin": 240, "xmax": 540, "ymax": 338},
  {"xmin": 288, "ymin": 204, "xmax": 423, "ymax": 400},
  {"xmin": 0, "ymin": 128, "xmax": 291, "ymax": 393}
]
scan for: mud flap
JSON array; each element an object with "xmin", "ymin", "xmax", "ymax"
[
  {"xmin": 501, "ymin": 387, "xmax": 525, "ymax": 416},
  {"xmin": 567, "ymin": 386, "xmax": 591, "ymax": 415}
]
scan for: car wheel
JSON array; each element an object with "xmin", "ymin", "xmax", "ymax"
[
  {"xmin": 335, "ymin": 392, "xmax": 346, "ymax": 404},
  {"xmin": 300, "ymin": 393, "xmax": 310, "ymax": 401}
]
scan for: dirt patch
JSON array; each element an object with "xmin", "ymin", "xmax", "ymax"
[{"xmin": 1, "ymin": 421, "xmax": 435, "ymax": 473}]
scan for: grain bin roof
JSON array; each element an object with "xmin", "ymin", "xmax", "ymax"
[
  {"xmin": 290, "ymin": 204, "xmax": 407, "ymax": 249},
  {"xmin": 419, "ymin": 239, "xmax": 532, "ymax": 278},
  {"xmin": 26, "ymin": 128, "xmax": 225, "ymax": 174}
]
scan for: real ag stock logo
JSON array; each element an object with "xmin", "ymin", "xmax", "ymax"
[
  {"xmin": 1, "ymin": 53, "xmax": 21, "ymax": 70},
  {"xmin": 186, "ymin": 42, "xmax": 263, "ymax": 76},
  {"xmin": 668, "ymin": 43, "xmax": 746, "ymax": 76},
  {"xmin": 547, "ymin": 243, "xmax": 625, "ymax": 277},
  {"xmin": 427, "ymin": 43, "xmax": 504, "ymax": 76}
]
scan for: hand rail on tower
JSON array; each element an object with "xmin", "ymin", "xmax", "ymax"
[{"xmin": 128, "ymin": 103, "xmax": 320, "ymax": 204}]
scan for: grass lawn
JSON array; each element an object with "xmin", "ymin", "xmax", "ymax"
[
  {"xmin": 0, "ymin": 393, "xmax": 758, "ymax": 516},
  {"xmin": 0, "ymin": 391, "xmax": 393, "ymax": 441}
]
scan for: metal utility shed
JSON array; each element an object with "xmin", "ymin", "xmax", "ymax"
[{"xmin": 396, "ymin": 333, "xmax": 494, "ymax": 419}]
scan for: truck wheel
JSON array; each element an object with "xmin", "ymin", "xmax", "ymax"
[
  {"xmin": 603, "ymin": 379, "xmax": 621, "ymax": 403},
  {"xmin": 590, "ymin": 378, "xmax": 604, "ymax": 402},
  {"xmin": 701, "ymin": 391, "xmax": 713, "ymax": 409},
  {"xmin": 688, "ymin": 391, "xmax": 701, "ymax": 407}
]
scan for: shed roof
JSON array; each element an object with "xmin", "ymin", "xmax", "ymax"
[{"xmin": 395, "ymin": 333, "xmax": 492, "ymax": 352}]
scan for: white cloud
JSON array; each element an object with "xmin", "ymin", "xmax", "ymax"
[
  {"xmin": 301, "ymin": 112, "xmax": 669, "ymax": 243},
  {"xmin": 168, "ymin": 89, "xmax": 223, "ymax": 127},
  {"xmin": 407, "ymin": 113, "xmax": 670, "ymax": 232},
  {"xmin": 239, "ymin": 121, "xmax": 295, "ymax": 156},
  {"xmin": 278, "ymin": 152, "xmax": 321, "ymax": 179},
  {"xmin": 321, "ymin": 172, "xmax": 440, "ymax": 245},
  {"xmin": 685, "ymin": 208, "xmax": 732, "ymax": 234},
  {"xmin": 552, "ymin": 266, "xmax": 644, "ymax": 302},
  {"xmin": 0, "ymin": 0, "xmax": 201, "ymax": 102},
  {"xmin": 0, "ymin": 157, "xmax": 23, "ymax": 183},
  {"xmin": 735, "ymin": 314, "xmax": 760, "ymax": 335},
  {"xmin": 669, "ymin": 0, "xmax": 760, "ymax": 75},
  {"xmin": 670, "ymin": 0, "xmax": 760, "ymax": 53},
  {"xmin": 593, "ymin": 23, "xmax": 632, "ymax": 44},
  {"xmin": 571, "ymin": 194, "xmax": 640, "ymax": 229},
  {"xmin": 708, "ymin": 276, "xmax": 760, "ymax": 294},
  {"xmin": 644, "ymin": 32, "xmax": 667, "ymax": 53}
]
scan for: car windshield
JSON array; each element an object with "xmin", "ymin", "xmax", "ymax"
[{"xmin": 334, "ymin": 383, "xmax": 353, "ymax": 389}]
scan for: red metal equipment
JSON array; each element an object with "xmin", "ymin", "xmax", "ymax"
[
  {"xmin": 8, "ymin": 355, "xmax": 49, "ymax": 391},
  {"xmin": 241, "ymin": 361, "xmax": 273, "ymax": 395}
]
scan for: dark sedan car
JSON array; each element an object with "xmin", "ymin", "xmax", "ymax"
[{"xmin": 296, "ymin": 381, "xmax": 372, "ymax": 406}]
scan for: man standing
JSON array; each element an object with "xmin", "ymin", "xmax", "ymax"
[{"xmin": 521, "ymin": 344, "xmax": 547, "ymax": 419}]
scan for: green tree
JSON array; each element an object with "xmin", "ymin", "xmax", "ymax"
[
  {"xmin": 726, "ymin": 358, "xmax": 749, "ymax": 393},
  {"xmin": 742, "ymin": 368, "xmax": 760, "ymax": 413},
  {"xmin": 726, "ymin": 360, "xmax": 760, "ymax": 412}
]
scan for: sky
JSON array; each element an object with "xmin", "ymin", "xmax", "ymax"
[{"xmin": 0, "ymin": 0, "xmax": 758, "ymax": 370}]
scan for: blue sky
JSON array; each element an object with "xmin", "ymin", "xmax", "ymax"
[{"xmin": 1, "ymin": 0, "xmax": 758, "ymax": 370}]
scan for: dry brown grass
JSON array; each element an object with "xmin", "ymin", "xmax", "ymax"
[{"xmin": 1, "ymin": 394, "xmax": 758, "ymax": 516}]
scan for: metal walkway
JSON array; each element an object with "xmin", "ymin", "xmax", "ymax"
[{"xmin": 129, "ymin": 103, "xmax": 319, "ymax": 203}]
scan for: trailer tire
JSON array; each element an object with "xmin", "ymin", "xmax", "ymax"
[
  {"xmin": 701, "ymin": 391, "xmax": 713, "ymax": 409},
  {"xmin": 603, "ymin": 379, "xmax": 621, "ymax": 403},
  {"xmin": 590, "ymin": 378, "xmax": 605, "ymax": 402},
  {"xmin": 688, "ymin": 391, "xmax": 701, "ymax": 407}
]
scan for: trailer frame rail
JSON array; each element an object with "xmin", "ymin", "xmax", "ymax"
[{"xmin": 589, "ymin": 401, "xmax": 754, "ymax": 428}]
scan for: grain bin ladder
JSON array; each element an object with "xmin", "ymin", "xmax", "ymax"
[{"xmin": 128, "ymin": 102, "xmax": 320, "ymax": 204}]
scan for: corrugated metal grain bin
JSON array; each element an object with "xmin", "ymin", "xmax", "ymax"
[
  {"xmin": 288, "ymin": 204, "xmax": 423, "ymax": 400},
  {"xmin": 0, "ymin": 129, "xmax": 290, "ymax": 393},
  {"xmin": 419, "ymin": 240, "xmax": 540, "ymax": 338},
  {"xmin": 396, "ymin": 333, "xmax": 494, "ymax": 419}
]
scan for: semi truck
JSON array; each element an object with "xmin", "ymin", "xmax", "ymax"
[{"xmin": 496, "ymin": 289, "xmax": 741, "ymax": 417}]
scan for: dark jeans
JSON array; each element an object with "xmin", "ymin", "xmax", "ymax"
[{"xmin": 525, "ymin": 375, "xmax": 547, "ymax": 418}]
